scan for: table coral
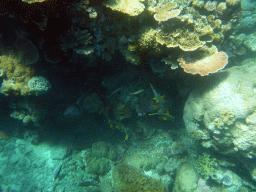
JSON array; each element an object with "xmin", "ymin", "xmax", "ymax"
[
  {"xmin": 178, "ymin": 52, "xmax": 228, "ymax": 76},
  {"xmin": 153, "ymin": 2, "xmax": 181, "ymax": 22},
  {"xmin": 156, "ymin": 30, "xmax": 206, "ymax": 51},
  {"xmin": 103, "ymin": 0, "xmax": 145, "ymax": 16}
]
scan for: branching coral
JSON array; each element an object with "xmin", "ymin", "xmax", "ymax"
[
  {"xmin": 178, "ymin": 52, "xmax": 229, "ymax": 76},
  {"xmin": 196, "ymin": 153, "xmax": 218, "ymax": 180}
]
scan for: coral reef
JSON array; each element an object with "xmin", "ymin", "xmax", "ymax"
[
  {"xmin": 152, "ymin": 2, "xmax": 181, "ymax": 22},
  {"xmin": 196, "ymin": 178, "xmax": 213, "ymax": 192},
  {"xmin": 1, "ymin": 0, "xmax": 256, "ymax": 190},
  {"xmin": 138, "ymin": 27, "xmax": 159, "ymax": 51},
  {"xmin": 196, "ymin": 153, "xmax": 218, "ymax": 180},
  {"xmin": 226, "ymin": 0, "xmax": 241, "ymax": 6},
  {"xmin": 150, "ymin": 57, "xmax": 166, "ymax": 74},
  {"xmin": 179, "ymin": 52, "xmax": 229, "ymax": 76},
  {"xmin": 183, "ymin": 62, "xmax": 256, "ymax": 163},
  {"xmin": 156, "ymin": 30, "xmax": 206, "ymax": 51},
  {"xmin": 10, "ymin": 98, "xmax": 49, "ymax": 126},
  {"xmin": 27, "ymin": 76, "xmax": 51, "ymax": 96},
  {"xmin": 80, "ymin": 93, "xmax": 103, "ymax": 113},
  {"xmin": 15, "ymin": 36, "xmax": 39, "ymax": 65},
  {"xmin": 173, "ymin": 163, "xmax": 199, "ymax": 192},
  {"xmin": 60, "ymin": 26, "xmax": 93, "ymax": 55},
  {"xmin": 0, "ymin": 53, "xmax": 35, "ymax": 96},
  {"xmin": 103, "ymin": 0, "xmax": 145, "ymax": 16},
  {"xmin": 244, "ymin": 33, "xmax": 256, "ymax": 51},
  {"xmin": 112, "ymin": 163, "xmax": 167, "ymax": 192}
]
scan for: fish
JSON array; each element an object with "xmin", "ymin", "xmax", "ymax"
[
  {"xmin": 106, "ymin": 87, "xmax": 122, "ymax": 98},
  {"xmin": 149, "ymin": 111, "xmax": 174, "ymax": 121},
  {"xmin": 111, "ymin": 120, "xmax": 129, "ymax": 141},
  {"xmin": 53, "ymin": 163, "xmax": 63, "ymax": 181},
  {"xmin": 128, "ymin": 44, "xmax": 139, "ymax": 52},
  {"xmin": 130, "ymin": 89, "xmax": 144, "ymax": 95},
  {"xmin": 149, "ymin": 84, "xmax": 165, "ymax": 105}
]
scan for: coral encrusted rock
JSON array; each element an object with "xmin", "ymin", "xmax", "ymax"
[{"xmin": 183, "ymin": 60, "xmax": 256, "ymax": 159}]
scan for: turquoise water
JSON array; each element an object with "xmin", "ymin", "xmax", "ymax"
[{"xmin": 0, "ymin": 0, "xmax": 256, "ymax": 191}]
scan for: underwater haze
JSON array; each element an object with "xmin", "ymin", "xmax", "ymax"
[{"xmin": 0, "ymin": 0, "xmax": 256, "ymax": 191}]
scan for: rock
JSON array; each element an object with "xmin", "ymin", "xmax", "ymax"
[
  {"xmin": 173, "ymin": 162, "xmax": 199, "ymax": 192},
  {"xmin": 91, "ymin": 141, "xmax": 109, "ymax": 158}
]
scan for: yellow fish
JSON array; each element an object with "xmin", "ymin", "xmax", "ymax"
[
  {"xmin": 128, "ymin": 44, "xmax": 138, "ymax": 52},
  {"xmin": 150, "ymin": 84, "xmax": 165, "ymax": 105},
  {"xmin": 149, "ymin": 111, "xmax": 174, "ymax": 121}
]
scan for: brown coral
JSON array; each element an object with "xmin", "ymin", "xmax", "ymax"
[
  {"xmin": 156, "ymin": 30, "xmax": 205, "ymax": 51},
  {"xmin": 0, "ymin": 53, "xmax": 35, "ymax": 96},
  {"xmin": 178, "ymin": 31, "xmax": 206, "ymax": 51},
  {"xmin": 179, "ymin": 52, "xmax": 228, "ymax": 76},
  {"xmin": 112, "ymin": 163, "xmax": 167, "ymax": 192},
  {"xmin": 220, "ymin": 109, "xmax": 235, "ymax": 125}
]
